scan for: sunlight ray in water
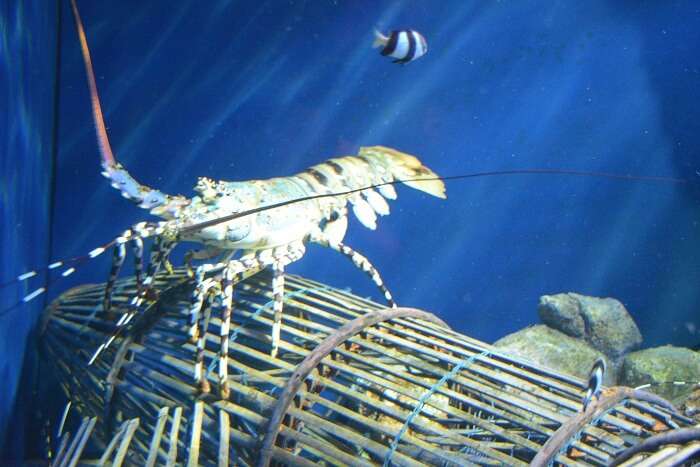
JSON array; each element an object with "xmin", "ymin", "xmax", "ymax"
[{"xmin": 2, "ymin": 1, "xmax": 700, "ymax": 463}]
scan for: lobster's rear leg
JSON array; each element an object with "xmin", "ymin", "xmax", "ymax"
[{"xmin": 310, "ymin": 233, "xmax": 397, "ymax": 308}]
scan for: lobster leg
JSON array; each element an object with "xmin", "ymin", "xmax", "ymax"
[
  {"xmin": 267, "ymin": 243, "xmax": 306, "ymax": 357},
  {"xmin": 310, "ymin": 233, "xmax": 397, "ymax": 308},
  {"xmin": 88, "ymin": 231, "xmax": 173, "ymax": 365},
  {"xmin": 143, "ymin": 237, "xmax": 168, "ymax": 288},
  {"xmin": 103, "ymin": 240, "xmax": 126, "ymax": 314},
  {"xmin": 192, "ymin": 278, "xmax": 217, "ymax": 394},
  {"xmin": 270, "ymin": 262, "xmax": 285, "ymax": 359},
  {"xmin": 216, "ymin": 253, "xmax": 278, "ymax": 398},
  {"xmin": 217, "ymin": 261, "xmax": 240, "ymax": 399},
  {"xmin": 131, "ymin": 237, "xmax": 144, "ymax": 292},
  {"xmin": 215, "ymin": 245, "xmax": 305, "ymax": 397},
  {"xmin": 188, "ymin": 265, "xmax": 208, "ymax": 343},
  {"xmin": 103, "ymin": 224, "xmax": 168, "ymax": 316},
  {"xmin": 133, "ymin": 235, "xmax": 176, "ymax": 304}
]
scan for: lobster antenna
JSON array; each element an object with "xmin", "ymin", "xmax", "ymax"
[
  {"xmin": 0, "ymin": 167, "xmax": 686, "ymax": 307},
  {"xmin": 0, "ymin": 240, "xmax": 119, "ymax": 318},
  {"xmin": 70, "ymin": 0, "xmax": 115, "ymax": 169},
  {"xmin": 70, "ymin": 0, "xmax": 174, "ymax": 210},
  {"xmin": 179, "ymin": 168, "xmax": 687, "ymax": 235}
]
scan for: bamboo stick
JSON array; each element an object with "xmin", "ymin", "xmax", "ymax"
[
  {"xmin": 112, "ymin": 418, "xmax": 139, "ymax": 467},
  {"xmin": 186, "ymin": 400, "xmax": 204, "ymax": 467},
  {"xmin": 145, "ymin": 406, "xmax": 169, "ymax": 467},
  {"xmin": 165, "ymin": 406, "xmax": 183, "ymax": 467},
  {"xmin": 65, "ymin": 417, "xmax": 96, "ymax": 467},
  {"xmin": 43, "ymin": 268, "xmax": 694, "ymax": 466},
  {"xmin": 218, "ymin": 409, "xmax": 230, "ymax": 467}
]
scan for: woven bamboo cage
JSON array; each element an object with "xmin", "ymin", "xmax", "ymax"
[{"xmin": 40, "ymin": 268, "xmax": 698, "ymax": 466}]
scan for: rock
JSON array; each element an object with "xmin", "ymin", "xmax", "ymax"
[
  {"xmin": 538, "ymin": 294, "xmax": 585, "ymax": 337},
  {"xmin": 680, "ymin": 387, "xmax": 700, "ymax": 423},
  {"xmin": 620, "ymin": 346, "xmax": 700, "ymax": 400},
  {"xmin": 494, "ymin": 325, "xmax": 616, "ymax": 385},
  {"xmin": 538, "ymin": 293, "xmax": 642, "ymax": 358}
]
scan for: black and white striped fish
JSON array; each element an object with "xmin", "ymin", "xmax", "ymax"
[
  {"xmin": 373, "ymin": 29, "xmax": 428, "ymax": 64},
  {"xmin": 582, "ymin": 357, "xmax": 606, "ymax": 410}
]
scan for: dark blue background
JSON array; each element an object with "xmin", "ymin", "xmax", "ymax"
[
  {"xmin": 0, "ymin": 1, "xmax": 57, "ymax": 460},
  {"xmin": 3, "ymin": 0, "xmax": 700, "ymax": 459}
]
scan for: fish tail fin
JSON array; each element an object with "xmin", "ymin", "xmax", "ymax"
[{"xmin": 373, "ymin": 29, "xmax": 388, "ymax": 48}]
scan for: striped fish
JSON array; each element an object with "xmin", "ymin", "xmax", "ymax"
[
  {"xmin": 373, "ymin": 29, "xmax": 428, "ymax": 64},
  {"xmin": 582, "ymin": 357, "xmax": 606, "ymax": 410}
]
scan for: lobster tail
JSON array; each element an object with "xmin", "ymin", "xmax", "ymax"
[
  {"xmin": 358, "ymin": 146, "xmax": 447, "ymax": 199},
  {"xmin": 298, "ymin": 146, "xmax": 445, "ymax": 232}
]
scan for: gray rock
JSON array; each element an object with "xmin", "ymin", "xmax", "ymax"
[
  {"xmin": 620, "ymin": 346, "xmax": 700, "ymax": 400},
  {"xmin": 538, "ymin": 294, "xmax": 585, "ymax": 337},
  {"xmin": 538, "ymin": 293, "xmax": 642, "ymax": 358},
  {"xmin": 680, "ymin": 387, "xmax": 700, "ymax": 422},
  {"xmin": 494, "ymin": 325, "xmax": 616, "ymax": 385}
]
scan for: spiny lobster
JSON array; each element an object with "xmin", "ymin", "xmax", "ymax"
[{"xmin": 64, "ymin": 0, "xmax": 444, "ymax": 397}]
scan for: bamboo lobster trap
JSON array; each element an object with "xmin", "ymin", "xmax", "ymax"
[{"xmin": 40, "ymin": 268, "xmax": 697, "ymax": 466}]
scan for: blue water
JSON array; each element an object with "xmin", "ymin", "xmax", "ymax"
[
  {"xmin": 0, "ymin": 1, "xmax": 57, "ymax": 461},
  {"xmin": 3, "ymin": 0, "xmax": 700, "ymax": 460}
]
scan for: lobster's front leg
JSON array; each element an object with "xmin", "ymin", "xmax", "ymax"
[
  {"xmin": 103, "ymin": 240, "xmax": 126, "ymax": 315},
  {"xmin": 101, "ymin": 223, "xmax": 160, "ymax": 316},
  {"xmin": 131, "ymin": 237, "xmax": 144, "ymax": 292},
  {"xmin": 89, "ymin": 222, "xmax": 169, "ymax": 365},
  {"xmin": 142, "ymin": 236, "xmax": 176, "ymax": 298}
]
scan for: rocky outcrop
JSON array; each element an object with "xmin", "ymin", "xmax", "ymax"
[
  {"xmin": 493, "ymin": 293, "xmax": 699, "ymax": 414},
  {"xmin": 538, "ymin": 293, "xmax": 642, "ymax": 359},
  {"xmin": 680, "ymin": 387, "xmax": 700, "ymax": 422},
  {"xmin": 494, "ymin": 325, "xmax": 616, "ymax": 385},
  {"xmin": 620, "ymin": 346, "xmax": 700, "ymax": 400}
]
